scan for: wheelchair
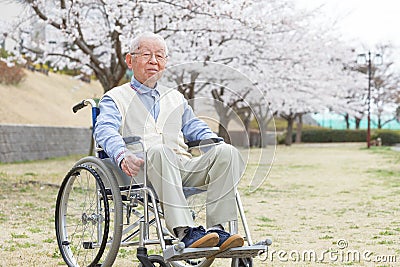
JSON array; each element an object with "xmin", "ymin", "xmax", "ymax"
[{"xmin": 55, "ymin": 99, "xmax": 271, "ymax": 267}]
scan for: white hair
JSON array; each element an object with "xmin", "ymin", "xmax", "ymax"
[{"xmin": 129, "ymin": 32, "xmax": 168, "ymax": 56}]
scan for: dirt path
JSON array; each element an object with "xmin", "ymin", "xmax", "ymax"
[{"xmin": 0, "ymin": 143, "xmax": 399, "ymax": 266}]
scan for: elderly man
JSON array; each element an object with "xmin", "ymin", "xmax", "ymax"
[{"xmin": 94, "ymin": 32, "xmax": 244, "ymax": 250}]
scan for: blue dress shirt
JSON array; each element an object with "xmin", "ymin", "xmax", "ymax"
[{"xmin": 94, "ymin": 77, "xmax": 221, "ymax": 166}]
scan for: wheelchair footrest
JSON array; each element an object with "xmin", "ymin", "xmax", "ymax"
[
  {"xmin": 164, "ymin": 244, "xmax": 268, "ymax": 261},
  {"xmin": 214, "ymin": 245, "xmax": 268, "ymax": 258},
  {"xmin": 163, "ymin": 247, "xmax": 220, "ymax": 261}
]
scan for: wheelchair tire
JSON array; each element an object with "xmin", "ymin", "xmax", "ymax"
[
  {"xmin": 56, "ymin": 157, "xmax": 123, "ymax": 267},
  {"xmin": 55, "ymin": 164, "xmax": 109, "ymax": 266},
  {"xmin": 74, "ymin": 156, "xmax": 124, "ymax": 266},
  {"xmin": 231, "ymin": 257, "xmax": 253, "ymax": 267}
]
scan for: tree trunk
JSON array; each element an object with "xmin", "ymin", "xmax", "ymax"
[
  {"xmin": 259, "ymin": 124, "xmax": 267, "ymax": 148},
  {"xmin": 285, "ymin": 117, "xmax": 294, "ymax": 146},
  {"xmin": 218, "ymin": 122, "xmax": 231, "ymax": 144},
  {"xmin": 238, "ymin": 107, "xmax": 251, "ymax": 148},
  {"xmin": 96, "ymin": 68, "xmax": 126, "ymax": 93},
  {"xmin": 211, "ymin": 88, "xmax": 249, "ymax": 146},
  {"xmin": 377, "ymin": 116, "xmax": 382, "ymax": 129},
  {"xmin": 355, "ymin": 117, "xmax": 361, "ymax": 129},
  {"xmin": 344, "ymin": 113, "xmax": 350, "ymax": 129},
  {"xmin": 243, "ymin": 119, "xmax": 250, "ymax": 148},
  {"xmin": 258, "ymin": 114, "xmax": 274, "ymax": 148},
  {"xmin": 295, "ymin": 114, "xmax": 303, "ymax": 143}
]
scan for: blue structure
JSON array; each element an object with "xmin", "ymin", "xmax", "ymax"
[{"xmin": 311, "ymin": 113, "xmax": 400, "ymax": 130}]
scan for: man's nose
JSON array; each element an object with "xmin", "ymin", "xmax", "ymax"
[{"xmin": 149, "ymin": 53, "xmax": 157, "ymax": 63}]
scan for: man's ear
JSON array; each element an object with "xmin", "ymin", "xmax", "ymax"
[{"xmin": 126, "ymin": 53, "xmax": 132, "ymax": 69}]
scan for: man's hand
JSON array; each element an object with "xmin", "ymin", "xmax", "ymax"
[{"xmin": 120, "ymin": 151, "xmax": 144, "ymax": 177}]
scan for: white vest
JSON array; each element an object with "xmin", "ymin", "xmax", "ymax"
[{"xmin": 105, "ymin": 83, "xmax": 191, "ymax": 157}]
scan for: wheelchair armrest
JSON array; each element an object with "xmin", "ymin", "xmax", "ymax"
[
  {"xmin": 185, "ymin": 138, "xmax": 221, "ymax": 148},
  {"xmin": 123, "ymin": 136, "xmax": 142, "ymax": 145}
]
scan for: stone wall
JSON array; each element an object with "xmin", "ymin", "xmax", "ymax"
[
  {"xmin": 0, "ymin": 124, "xmax": 277, "ymax": 163},
  {"xmin": 0, "ymin": 124, "xmax": 92, "ymax": 163}
]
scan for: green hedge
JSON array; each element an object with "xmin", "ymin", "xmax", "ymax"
[
  {"xmin": 279, "ymin": 128, "xmax": 400, "ymax": 145},
  {"xmin": 371, "ymin": 130, "xmax": 400, "ymax": 146},
  {"xmin": 298, "ymin": 129, "xmax": 367, "ymax": 143}
]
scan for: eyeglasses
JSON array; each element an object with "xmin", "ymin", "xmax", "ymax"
[{"xmin": 131, "ymin": 51, "xmax": 168, "ymax": 62}]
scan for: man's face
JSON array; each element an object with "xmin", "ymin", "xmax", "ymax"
[{"xmin": 126, "ymin": 38, "xmax": 167, "ymax": 88}]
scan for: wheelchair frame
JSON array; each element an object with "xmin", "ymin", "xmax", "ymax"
[{"xmin": 55, "ymin": 99, "xmax": 271, "ymax": 267}]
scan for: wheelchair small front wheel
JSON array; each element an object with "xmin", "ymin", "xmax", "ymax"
[
  {"xmin": 231, "ymin": 257, "xmax": 253, "ymax": 267},
  {"xmin": 55, "ymin": 164, "xmax": 110, "ymax": 266},
  {"xmin": 139, "ymin": 255, "xmax": 171, "ymax": 267}
]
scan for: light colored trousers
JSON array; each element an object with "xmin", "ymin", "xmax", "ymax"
[{"xmin": 135, "ymin": 143, "xmax": 245, "ymax": 234}]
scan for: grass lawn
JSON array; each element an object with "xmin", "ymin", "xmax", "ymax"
[{"xmin": 0, "ymin": 143, "xmax": 399, "ymax": 266}]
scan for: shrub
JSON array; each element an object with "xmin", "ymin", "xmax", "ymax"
[
  {"xmin": 278, "ymin": 128, "xmax": 368, "ymax": 144},
  {"xmin": 372, "ymin": 130, "xmax": 400, "ymax": 146},
  {"xmin": 278, "ymin": 128, "xmax": 400, "ymax": 145},
  {"xmin": 0, "ymin": 48, "xmax": 9, "ymax": 58},
  {"xmin": 0, "ymin": 61, "xmax": 26, "ymax": 85},
  {"xmin": 302, "ymin": 129, "xmax": 367, "ymax": 143}
]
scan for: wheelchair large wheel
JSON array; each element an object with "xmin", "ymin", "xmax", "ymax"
[{"xmin": 56, "ymin": 157, "xmax": 123, "ymax": 266}]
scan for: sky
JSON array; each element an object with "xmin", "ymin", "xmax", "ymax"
[
  {"xmin": 295, "ymin": 0, "xmax": 400, "ymax": 51},
  {"xmin": 0, "ymin": 1, "xmax": 21, "ymax": 20}
]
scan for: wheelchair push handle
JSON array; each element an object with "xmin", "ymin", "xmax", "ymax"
[
  {"xmin": 72, "ymin": 99, "xmax": 97, "ymax": 113},
  {"xmin": 72, "ymin": 99, "xmax": 98, "ymax": 129},
  {"xmin": 72, "ymin": 100, "xmax": 86, "ymax": 113}
]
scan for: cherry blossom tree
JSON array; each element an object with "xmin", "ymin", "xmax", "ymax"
[
  {"xmin": 1, "ymin": 0, "xmax": 376, "ymax": 146},
  {"xmin": 247, "ymin": 4, "xmax": 367, "ymax": 145},
  {"xmin": 4, "ymin": 0, "xmax": 233, "ymax": 92}
]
